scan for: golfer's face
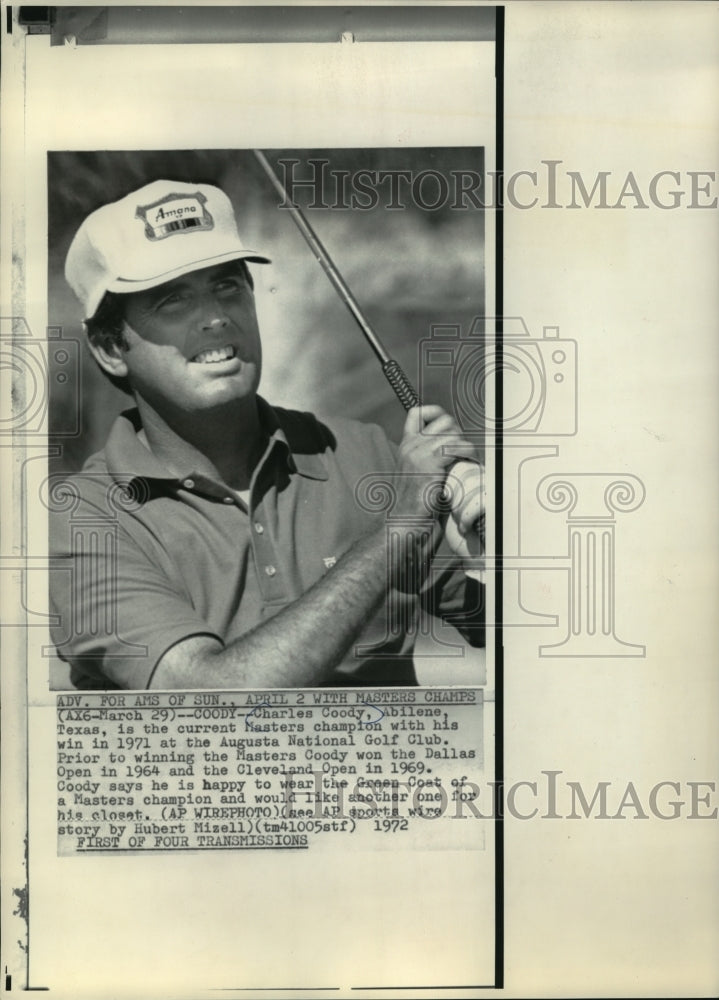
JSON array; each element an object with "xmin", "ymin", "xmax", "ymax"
[{"xmin": 118, "ymin": 262, "xmax": 262, "ymax": 415}]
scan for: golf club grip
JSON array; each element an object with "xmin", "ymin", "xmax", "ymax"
[
  {"xmin": 381, "ymin": 359, "xmax": 483, "ymax": 489},
  {"xmin": 382, "ymin": 359, "xmax": 421, "ymax": 411}
]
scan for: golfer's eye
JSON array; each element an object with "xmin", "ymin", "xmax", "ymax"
[
  {"xmin": 215, "ymin": 278, "xmax": 243, "ymax": 296},
  {"xmin": 156, "ymin": 292, "xmax": 187, "ymax": 313}
]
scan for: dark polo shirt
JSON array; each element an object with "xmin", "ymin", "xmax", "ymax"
[{"xmin": 49, "ymin": 398, "xmax": 482, "ymax": 689}]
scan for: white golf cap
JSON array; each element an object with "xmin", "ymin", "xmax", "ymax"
[{"xmin": 65, "ymin": 179, "xmax": 271, "ymax": 319}]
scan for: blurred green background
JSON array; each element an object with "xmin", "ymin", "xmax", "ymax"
[{"xmin": 48, "ymin": 147, "xmax": 485, "ymax": 473}]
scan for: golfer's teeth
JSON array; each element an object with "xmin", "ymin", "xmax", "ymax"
[{"xmin": 193, "ymin": 346, "xmax": 235, "ymax": 364}]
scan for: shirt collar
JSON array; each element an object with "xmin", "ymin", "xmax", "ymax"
[
  {"xmin": 103, "ymin": 397, "xmax": 329, "ymax": 485},
  {"xmin": 256, "ymin": 397, "xmax": 329, "ymax": 481}
]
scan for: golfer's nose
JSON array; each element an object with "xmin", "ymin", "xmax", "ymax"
[{"xmin": 199, "ymin": 297, "xmax": 230, "ymax": 331}]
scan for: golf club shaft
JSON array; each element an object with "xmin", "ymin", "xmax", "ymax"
[
  {"xmin": 253, "ymin": 149, "xmax": 422, "ymax": 411},
  {"xmin": 253, "ymin": 149, "xmax": 484, "ymax": 540}
]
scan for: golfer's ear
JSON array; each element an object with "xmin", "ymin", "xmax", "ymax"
[{"xmin": 86, "ymin": 330, "xmax": 129, "ymax": 379}]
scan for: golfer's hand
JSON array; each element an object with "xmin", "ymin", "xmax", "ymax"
[
  {"xmin": 443, "ymin": 460, "xmax": 486, "ymax": 581},
  {"xmin": 395, "ymin": 405, "xmax": 475, "ymax": 518}
]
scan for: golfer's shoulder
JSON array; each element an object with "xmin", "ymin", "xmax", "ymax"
[
  {"xmin": 48, "ymin": 440, "xmax": 155, "ymax": 535},
  {"xmin": 47, "ymin": 446, "xmax": 112, "ymax": 509},
  {"xmin": 272, "ymin": 405, "xmax": 398, "ymax": 471},
  {"xmin": 46, "ymin": 448, "xmax": 119, "ymax": 560}
]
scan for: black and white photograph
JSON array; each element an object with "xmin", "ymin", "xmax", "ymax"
[{"xmin": 46, "ymin": 146, "xmax": 487, "ymax": 692}]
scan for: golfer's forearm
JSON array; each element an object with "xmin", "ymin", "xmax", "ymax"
[
  {"xmin": 152, "ymin": 522, "xmax": 434, "ymax": 689},
  {"xmin": 216, "ymin": 526, "xmax": 390, "ymax": 687}
]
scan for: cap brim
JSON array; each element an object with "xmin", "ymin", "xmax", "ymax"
[{"xmin": 107, "ymin": 249, "xmax": 271, "ymax": 297}]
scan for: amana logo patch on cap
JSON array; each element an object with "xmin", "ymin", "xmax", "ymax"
[{"xmin": 135, "ymin": 191, "xmax": 214, "ymax": 241}]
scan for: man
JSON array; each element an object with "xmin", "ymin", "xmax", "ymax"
[{"xmin": 50, "ymin": 178, "xmax": 484, "ymax": 690}]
